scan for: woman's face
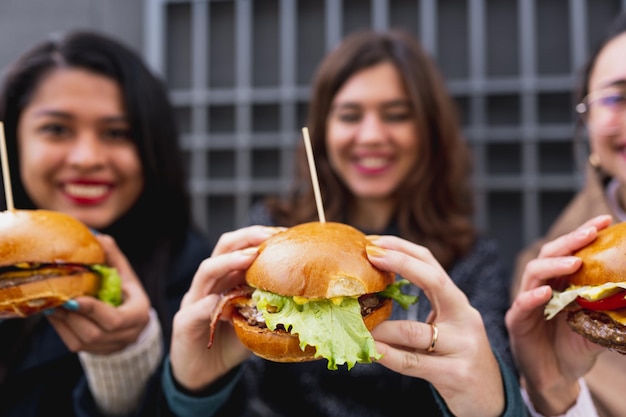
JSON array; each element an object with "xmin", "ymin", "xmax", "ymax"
[
  {"xmin": 17, "ymin": 68, "xmax": 143, "ymax": 230},
  {"xmin": 586, "ymin": 32, "xmax": 626, "ymax": 182},
  {"xmin": 325, "ymin": 62, "xmax": 418, "ymax": 202}
]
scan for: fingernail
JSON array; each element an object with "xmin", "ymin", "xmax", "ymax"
[
  {"xmin": 262, "ymin": 226, "xmax": 285, "ymax": 236},
  {"xmin": 535, "ymin": 286, "xmax": 551, "ymax": 297},
  {"xmin": 62, "ymin": 300, "xmax": 79, "ymax": 311},
  {"xmin": 575, "ymin": 227, "xmax": 595, "ymax": 239},
  {"xmin": 241, "ymin": 247, "xmax": 259, "ymax": 256},
  {"xmin": 43, "ymin": 308, "xmax": 55, "ymax": 316},
  {"xmin": 366, "ymin": 245, "xmax": 386, "ymax": 257},
  {"xmin": 89, "ymin": 228, "xmax": 101, "ymax": 235},
  {"xmin": 561, "ymin": 256, "xmax": 580, "ymax": 267}
]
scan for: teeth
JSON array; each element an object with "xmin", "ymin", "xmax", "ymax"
[
  {"xmin": 65, "ymin": 184, "xmax": 109, "ymax": 199},
  {"xmin": 359, "ymin": 157, "xmax": 387, "ymax": 169}
]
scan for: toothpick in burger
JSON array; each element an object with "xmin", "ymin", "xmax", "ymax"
[{"xmin": 209, "ymin": 221, "xmax": 418, "ymax": 370}]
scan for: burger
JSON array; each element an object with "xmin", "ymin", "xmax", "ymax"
[
  {"xmin": 209, "ymin": 221, "xmax": 418, "ymax": 370},
  {"xmin": 0, "ymin": 209, "xmax": 123, "ymax": 318},
  {"xmin": 545, "ymin": 221, "xmax": 626, "ymax": 353}
]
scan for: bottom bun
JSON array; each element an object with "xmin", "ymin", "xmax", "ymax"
[
  {"xmin": 0, "ymin": 271, "xmax": 101, "ymax": 318},
  {"xmin": 567, "ymin": 309, "xmax": 626, "ymax": 354},
  {"xmin": 233, "ymin": 298, "xmax": 393, "ymax": 363}
]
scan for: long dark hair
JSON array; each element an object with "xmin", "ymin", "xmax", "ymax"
[
  {"xmin": 0, "ymin": 30, "xmax": 191, "ymax": 364},
  {"xmin": 267, "ymin": 29, "xmax": 475, "ymax": 268}
]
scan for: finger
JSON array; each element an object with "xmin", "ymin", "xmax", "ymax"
[
  {"xmin": 46, "ymin": 312, "xmax": 134, "ymax": 353},
  {"xmin": 519, "ymin": 256, "xmax": 581, "ymax": 293},
  {"xmin": 48, "ymin": 305, "xmax": 144, "ymax": 345},
  {"xmin": 505, "ymin": 285, "xmax": 552, "ymax": 337},
  {"xmin": 371, "ymin": 319, "xmax": 436, "ymax": 353},
  {"xmin": 374, "ymin": 340, "xmax": 429, "ymax": 376},
  {"xmin": 212, "ymin": 226, "xmax": 284, "ymax": 256},
  {"xmin": 366, "ymin": 236, "xmax": 468, "ymax": 319},
  {"xmin": 537, "ymin": 215, "xmax": 612, "ymax": 259},
  {"xmin": 185, "ymin": 248, "xmax": 259, "ymax": 303},
  {"xmin": 173, "ymin": 294, "xmax": 220, "ymax": 346},
  {"xmin": 73, "ymin": 295, "xmax": 149, "ymax": 332}
]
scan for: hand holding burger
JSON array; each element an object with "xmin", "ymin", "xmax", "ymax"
[
  {"xmin": 506, "ymin": 214, "xmax": 612, "ymax": 416},
  {"xmin": 0, "ymin": 209, "xmax": 122, "ymax": 318},
  {"xmin": 210, "ymin": 221, "xmax": 417, "ymax": 370},
  {"xmin": 170, "ymin": 224, "xmax": 508, "ymax": 417},
  {"xmin": 545, "ymin": 220, "xmax": 626, "ymax": 352}
]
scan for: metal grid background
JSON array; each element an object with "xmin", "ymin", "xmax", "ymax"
[{"xmin": 144, "ymin": 0, "xmax": 626, "ymax": 274}]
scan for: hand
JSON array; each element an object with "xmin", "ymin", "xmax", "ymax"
[
  {"xmin": 45, "ymin": 234, "xmax": 151, "ymax": 355},
  {"xmin": 169, "ymin": 226, "xmax": 282, "ymax": 392},
  {"xmin": 366, "ymin": 235, "xmax": 503, "ymax": 417},
  {"xmin": 505, "ymin": 214, "xmax": 612, "ymax": 415}
]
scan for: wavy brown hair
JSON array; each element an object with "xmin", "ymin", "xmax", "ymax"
[{"xmin": 267, "ymin": 29, "xmax": 476, "ymax": 268}]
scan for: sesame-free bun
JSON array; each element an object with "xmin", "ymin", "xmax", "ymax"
[
  {"xmin": 560, "ymin": 222, "xmax": 626, "ymax": 352},
  {"xmin": 0, "ymin": 209, "xmax": 105, "ymax": 266},
  {"xmin": 245, "ymin": 221, "xmax": 394, "ymax": 298},
  {"xmin": 232, "ymin": 298, "xmax": 393, "ymax": 363},
  {"xmin": 567, "ymin": 222, "xmax": 626, "ymax": 287},
  {"xmin": 0, "ymin": 209, "xmax": 104, "ymax": 318}
]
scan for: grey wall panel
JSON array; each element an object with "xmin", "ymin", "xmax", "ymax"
[{"xmin": 0, "ymin": 0, "xmax": 143, "ymax": 75}]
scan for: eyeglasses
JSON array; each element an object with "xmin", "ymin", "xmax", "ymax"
[{"xmin": 576, "ymin": 85, "xmax": 626, "ymax": 135}]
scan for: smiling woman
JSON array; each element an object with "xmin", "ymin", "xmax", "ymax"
[
  {"xmin": 160, "ymin": 29, "xmax": 526, "ymax": 417},
  {"xmin": 17, "ymin": 67, "xmax": 143, "ymax": 230},
  {"xmin": 0, "ymin": 30, "xmax": 212, "ymax": 417}
]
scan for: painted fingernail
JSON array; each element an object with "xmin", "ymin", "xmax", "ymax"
[
  {"xmin": 366, "ymin": 245, "xmax": 386, "ymax": 257},
  {"xmin": 43, "ymin": 308, "xmax": 55, "ymax": 316},
  {"xmin": 63, "ymin": 300, "xmax": 79, "ymax": 311}
]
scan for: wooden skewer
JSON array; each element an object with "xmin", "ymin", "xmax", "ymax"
[
  {"xmin": 0, "ymin": 122, "xmax": 14, "ymax": 211},
  {"xmin": 302, "ymin": 127, "xmax": 326, "ymax": 223}
]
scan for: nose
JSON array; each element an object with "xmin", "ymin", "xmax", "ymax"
[
  {"xmin": 66, "ymin": 131, "xmax": 106, "ymax": 167},
  {"xmin": 356, "ymin": 112, "xmax": 386, "ymax": 144}
]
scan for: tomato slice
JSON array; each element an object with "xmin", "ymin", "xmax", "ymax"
[{"xmin": 576, "ymin": 291, "xmax": 626, "ymax": 311}]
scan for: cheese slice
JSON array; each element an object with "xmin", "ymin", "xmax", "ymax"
[
  {"xmin": 545, "ymin": 281, "xmax": 626, "ymax": 320},
  {"xmin": 606, "ymin": 309, "xmax": 626, "ymax": 326}
]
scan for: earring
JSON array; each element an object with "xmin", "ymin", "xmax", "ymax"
[{"xmin": 589, "ymin": 153, "xmax": 601, "ymax": 168}]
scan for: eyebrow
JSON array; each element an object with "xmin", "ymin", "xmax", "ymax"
[
  {"xmin": 32, "ymin": 110, "xmax": 128, "ymax": 123},
  {"xmin": 599, "ymin": 79, "xmax": 626, "ymax": 90},
  {"xmin": 331, "ymin": 99, "xmax": 411, "ymax": 111}
]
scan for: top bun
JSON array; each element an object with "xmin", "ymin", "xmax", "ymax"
[
  {"xmin": 245, "ymin": 221, "xmax": 394, "ymax": 298},
  {"xmin": 568, "ymin": 222, "xmax": 626, "ymax": 287},
  {"xmin": 0, "ymin": 210, "xmax": 105, "ymax": 266}
]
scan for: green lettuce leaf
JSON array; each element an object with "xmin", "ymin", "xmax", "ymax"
[
  {"xmin": 92, "ymin": 265, "xmax": 123, "ymax": 307},
  {"xmin": 379, "ymin": 279, "xmax": 418, "ymax": 310},
  {"xmin": 254, "ymin": 289, "xmax": 382, "ymax": 370}
]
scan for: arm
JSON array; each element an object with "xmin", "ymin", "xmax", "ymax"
[
  {"xmin": 506, "ymin": 215, "xmax": 611, "ymax": 416},
  {"xmin": 522, "ymin": 378, "xmax": 598, "ymax": 417},
  {"xmin": 165, "ymin": 226, "xmax": 281, "ymax": 411},
  {"xmin": 161, "ymin": 356, "xmax": 242, "ymax": 417}
]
